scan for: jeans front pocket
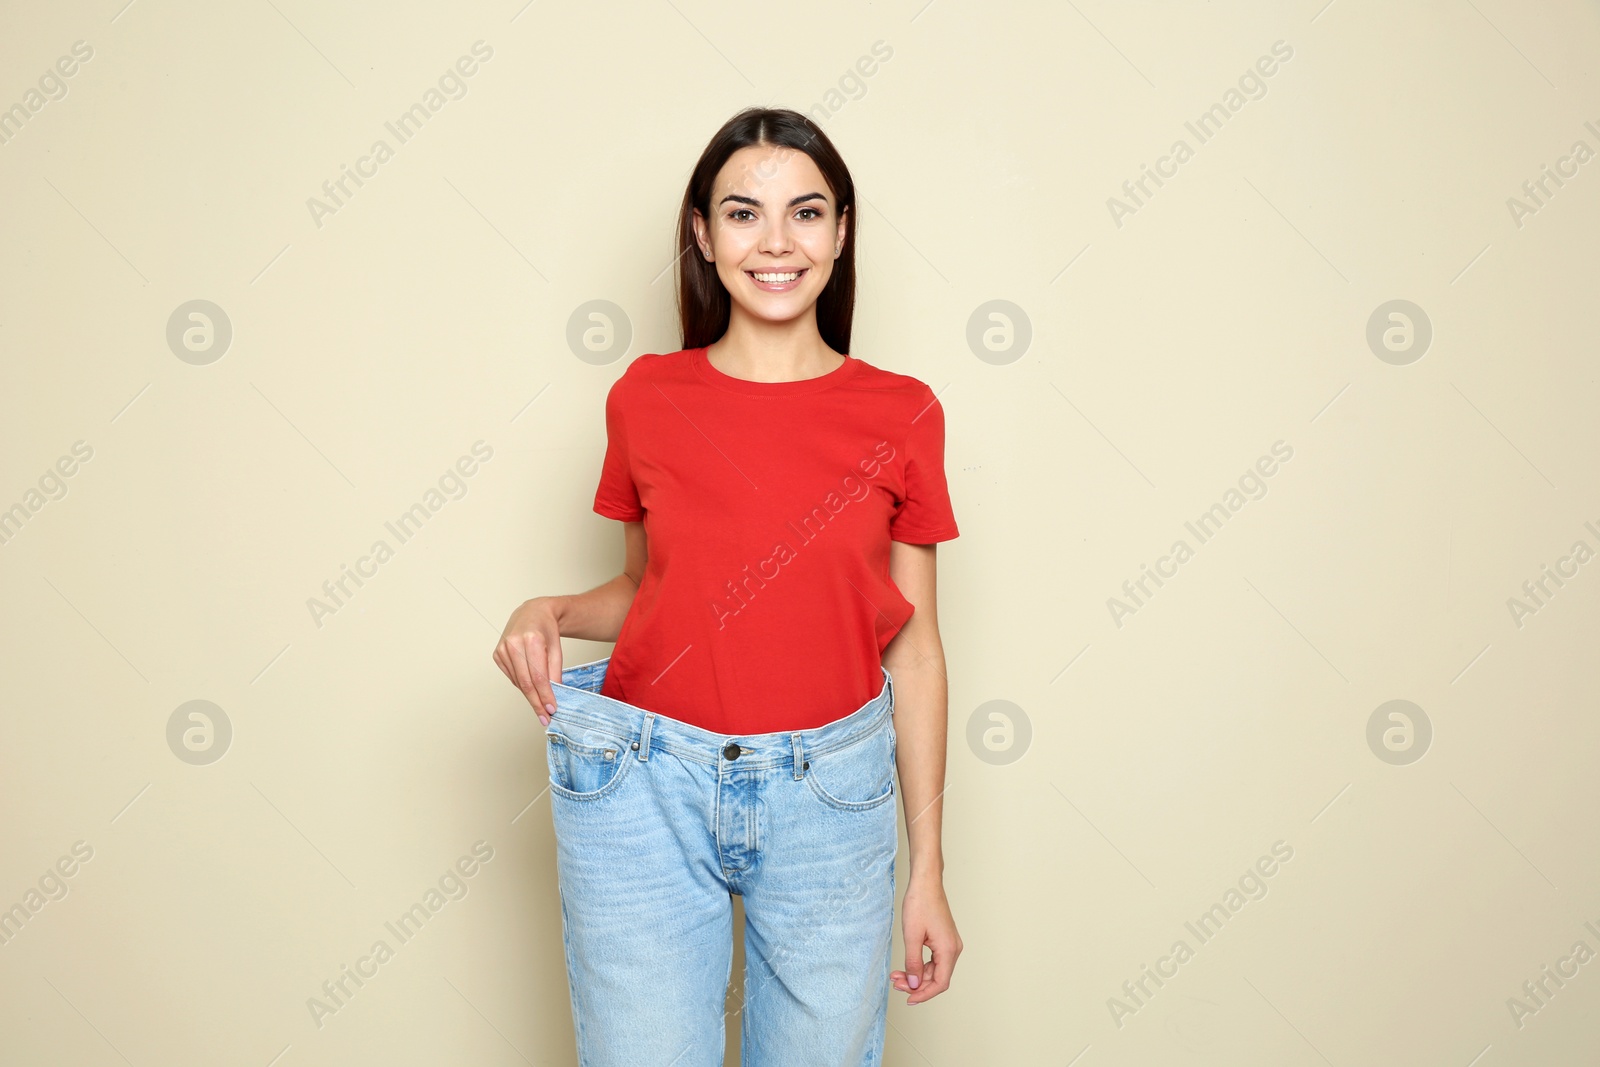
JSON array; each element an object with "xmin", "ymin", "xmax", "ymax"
[
  {"xmin": 546, "ymin": 727, "xmax": 633, "ymax": 801},
  {"xmin": 805, "ymin": 716, "xmax": 896, "ymax": 811}
]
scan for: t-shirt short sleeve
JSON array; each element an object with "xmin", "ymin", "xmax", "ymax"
[
  {"xmin": 889, "ymin": 386, "xmax": 959, "ymax": 544},
  {"xmin": 593, "ymin": 377, "xmax": 644, "ymax": 522}
]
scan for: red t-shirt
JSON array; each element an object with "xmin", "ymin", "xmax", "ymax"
[{"xmin": 590, "ymin": 345, "xmax": 959, "ymax": 735}]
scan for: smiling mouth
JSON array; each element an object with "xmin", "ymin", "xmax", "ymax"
[{"xmin": 745, "ymin": 268, "xmax": 808, "ymax": 291}]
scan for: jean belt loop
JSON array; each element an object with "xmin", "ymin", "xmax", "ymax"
[
  {"xmin": 638, "ymin": 712, "xmax": 655, "ymax": 762},
  {"xmin": 791, "ymin": 732, "xmax": 805, "ymax": 781}
]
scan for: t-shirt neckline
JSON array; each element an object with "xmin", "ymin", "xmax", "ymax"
[{"xmin": 690, "ymin": 345, "xmax": 860, "ymax": 396}]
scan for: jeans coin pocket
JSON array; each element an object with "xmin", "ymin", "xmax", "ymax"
[
  {"xmin": 546, "ymin": 727, "xmax": 631, "ymax": 800},
  {"xmin": 805, "ymin": 718, "xmax": 896, "ymax": 811}
]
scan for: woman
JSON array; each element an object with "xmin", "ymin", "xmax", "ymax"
[{"xmin": 493, "ymin": 106, "xmax": 962, "ymax": 1066}]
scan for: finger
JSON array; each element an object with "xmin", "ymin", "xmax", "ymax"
[
  {"xmin": 494, "ymin": 644, "xmax": 518, "ymax": 687},
  {"xmin": 914, "ymin": 938, "xmax": 955, "ymax": 1001},
  {"xmin": 905, "ymin": 962, "xmax": 932, "ymax": 1002},
  {"xmin": 904, "ymin": 945, "xmax": 924, "ymax": 992},
  {"xmin": 507, "ymin": 633, "xmax": 535, "ymax": 693},
  {"xmin": 903, "ymin": 937, "xmax": 947, "ymax": 1004},
  {"xmin": 509, "ymin": 636, "xmax": 548, "ymax": 722},
  {"xmin": 535, "ymin": 641, "xmax": 563, "ymax": 723},
  {"xmin": 521, "ymin": 639, "xmax": 556, "ymax": 724}
]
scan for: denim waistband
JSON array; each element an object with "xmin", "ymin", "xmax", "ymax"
[{"xmin": 549, "ymin": 655, "xmax": 894, "ymax": 770}]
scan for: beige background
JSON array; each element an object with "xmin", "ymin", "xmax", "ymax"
[{"xmin": 3, "ymin": 0, "xmax": 1598, "ymax": 1063}]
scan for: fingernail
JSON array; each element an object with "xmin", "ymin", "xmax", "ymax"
[
  {"xmin": 545, "ymin": 703, "xmax": 556, "ymax": 715},
  {"xmin": 908, "ymin": 975, "xmax": 919, "ymax": 988}
]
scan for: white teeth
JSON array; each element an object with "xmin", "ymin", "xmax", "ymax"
[{"xmin": 751, "ymin": 271, "xmax": 802, "ymax": 283}]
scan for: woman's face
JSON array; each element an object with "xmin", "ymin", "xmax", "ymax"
[{"xmin": 693, "ymin": 143, "xmax": 849, "ymax": 325}]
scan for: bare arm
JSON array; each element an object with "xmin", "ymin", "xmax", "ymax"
[
  {"xmin": 493, "ymin": 520, "xmax": 647, "ymax": 724},
  {"xmin": 882, "ymin": 539, "xmax": 963, "ymax": 1004},
  {"xmin": 548, "ymin": 521, "xmax": 648, "ymax": 640}
]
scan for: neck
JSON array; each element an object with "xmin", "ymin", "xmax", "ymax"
[{"xmin": 707, "ymin": 312, "xmax": 843, "ymax": 383}]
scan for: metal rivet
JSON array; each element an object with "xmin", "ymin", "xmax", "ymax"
[
  {"xmin": 604, "ymin": 749, "xmax": 616, "ymax": 760},
  {"xmin": 803, "ymin": 761, "xmax": 810, "ymax": 770},
  {"xmin": 631, "ymin": 741, "xmax": 640, "ymax": 750}
]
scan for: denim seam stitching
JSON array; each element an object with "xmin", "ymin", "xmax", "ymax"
[{"xmin": 546, "ymin": 735, "xmax": 637, "ymax": 802}]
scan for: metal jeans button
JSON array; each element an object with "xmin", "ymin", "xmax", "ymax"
[{"xmin": 723, "ymin": 742, "xmax": 741, "ymax": 760}]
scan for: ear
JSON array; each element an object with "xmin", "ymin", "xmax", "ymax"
[
  {"xmin": 692, "ymin": 208, "xmax": 713, "ymax": 261},
  {"xmin": 835, "ymin": 204, "xmax": 849, "ymax": 256}
]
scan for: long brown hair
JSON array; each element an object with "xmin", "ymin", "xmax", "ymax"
[{"xmin": 675, "ymin": 107, "xmax": 857, "ymax": 355}]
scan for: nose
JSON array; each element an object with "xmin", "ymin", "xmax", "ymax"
[{"xmin": 756, "ymin": 216, "xmax": 792, "ymax": 256}]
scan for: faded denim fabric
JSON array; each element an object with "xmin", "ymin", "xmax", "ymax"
[{"xmin": 545, "ymin": 655, "xmax": 899, "ymax": 1067}]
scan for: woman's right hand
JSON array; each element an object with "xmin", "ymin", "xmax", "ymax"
[{"xmin": 493, "ymin": 597, "xmax": 564, "ymax": 726}]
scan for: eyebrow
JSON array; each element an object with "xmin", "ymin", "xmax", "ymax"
[{"xmin": 717, "ymin": 192, "xmax": 829, "ymax": 209}]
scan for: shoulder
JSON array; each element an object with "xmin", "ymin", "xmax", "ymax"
[
  {"xmin": 605, "ymin": 348, "xmax": 693, "ymax": 401},
  {"xmin": 846, "ymin": 357, "xmax": 943, "ymax": 418},
  {"xmin": 624, "ymin": 348, "xmax": 694, "ymax": 378}
]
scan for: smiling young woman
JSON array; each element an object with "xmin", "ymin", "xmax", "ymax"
[{"xmin": 493, "ymin": 106, "xmax": 963, "ymax": 1067}]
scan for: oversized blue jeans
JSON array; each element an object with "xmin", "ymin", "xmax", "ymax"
[{"xmin": 546, "ymin": 656, "xmax": 900, "ymax": 1067}]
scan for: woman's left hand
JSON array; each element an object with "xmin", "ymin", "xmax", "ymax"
[{"xmin": 892, "ymin": 873, "xmax": 962, "ymax": 1004}]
